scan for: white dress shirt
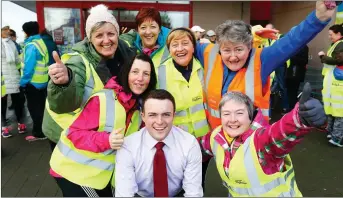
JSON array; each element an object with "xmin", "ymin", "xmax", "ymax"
[{"xmin": 115, "ymin": 126, "xmax": 203, "ymax": 197}]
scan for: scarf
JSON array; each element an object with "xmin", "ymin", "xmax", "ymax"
[
  {"xmin": 142, "ymin": 45, "xmax": 160, "ymax": 56},
  {"xmin": 1, "ymin": 37, "xmax": 16, "ymax": 63}
]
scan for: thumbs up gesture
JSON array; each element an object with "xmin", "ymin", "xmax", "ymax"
[
  {"xmin": 48, "ymin": 51, "xmax": 69, "ymax": 85},
  {"xmin": 298, "ymin": 82, "xmax": 327, "ymax": 127},
  {"xmin": 109, "ymin": 128, "xmax": 124, "ymax": 150}
]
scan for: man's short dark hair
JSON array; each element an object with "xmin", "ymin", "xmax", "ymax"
[
  {"xmin": 22, "ymin": 21, "xmax": 39, "ymax": 37},
  {"xmin": 142, "ymin": 89, "xmax": 176, "ymax": 112}
]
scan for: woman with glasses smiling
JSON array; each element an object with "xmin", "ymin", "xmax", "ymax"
[{"xmin": 195, "ymin": 0, "xmax": 335, "ymax": 129}]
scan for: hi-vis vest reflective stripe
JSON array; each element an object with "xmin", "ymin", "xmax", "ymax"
[
  {"xmin": 209, "ymin": 126, "xmax": 302, "ymax": 197},
  {"xmin": 204, "ymin": 44, "xmax": 270, "ymax": 129},
  {"xmin": 50, "ymin": 89, "xmax": 142, "ymax": 189},
  {"xmin": 322, "ymin": 40, "xmax": 343, "ymax": 76},
  {"xmin": 45, "ymin": 52, "xmax": 104, "ymax": 133},
  {"xmin": 21, "ymin": 39, "xmax": 49, "ymax": 84},
  {"xmin": 1, "ymin": 74, "xmax": 6, "ymax": 97},
  {"xmin": 322, "ymin": 69, "xmax": 343, "ymax": 117},
  {"xmin": 157, "ymin": 57, "xmax": 210, "ymax": 137},
  {"xmin": 147, "ymin": 45, "xmax": 170, "ymax": 67}
]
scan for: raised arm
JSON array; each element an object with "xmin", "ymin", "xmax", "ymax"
[
  {"xmin": 254, "ymin": 83, "xmax": 326, "ymax": 160},
  {"xmin": 47, "ymin": 54, "xmax": 87, "ymax": 113},
  {"xmin": 260, "ymin": 1, "xmax": 334, "ymax": 84}
]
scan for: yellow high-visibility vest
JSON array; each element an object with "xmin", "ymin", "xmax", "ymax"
[
  {"xmin": 44, "ymin": 52, "xmax": 104, "ymax": 142},
  {"xmin": 322, "ymin": 69, "xmax": 343, "ymax": 117},
  {"xmin": 21, "ymin": 39, "xmax": 49, "ymax": 84},
  {"xmin": 50, "ymin": 89, "xmax": 141, "ymax": 189},
  {"xmin": 1, "ymin": 74, "xmax": 6, "ymax": 97},
  {"xmin": 156, "ymin": 57, "xmax": 210, "ymax": 137},
  {"xmin": 210, "ymin": 126, "xmax": 302, "ymax": 197},
  {"xmin": 322, "ymin": 40, "xmax": 343, "ymax": 76}
]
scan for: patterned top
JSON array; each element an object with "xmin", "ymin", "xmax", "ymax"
[{"xmin": 200, "ymin": 103, "xmax": 312, "ymax": 175}]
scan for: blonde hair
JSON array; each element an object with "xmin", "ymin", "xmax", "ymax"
[{"xmin": 167, "ymin": 29, "xmax": 195, "ymax": 49}]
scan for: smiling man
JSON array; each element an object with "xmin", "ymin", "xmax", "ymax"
[{"xmin": 115, "ymin": 89, "xmax": 203, "ymax": 197}]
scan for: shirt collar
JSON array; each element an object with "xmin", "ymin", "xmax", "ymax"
[{"xmin": 144, "ymin": 126, "xmax": 175, "ymax": 150}]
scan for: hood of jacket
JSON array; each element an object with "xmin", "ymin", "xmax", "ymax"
[
  {"xmin": 134, "ymin": 26, "xmax": 170, "ymax": 56},
  {"xmin": 334, "ymin": 66, "xmax": 343, "ymax": 80},
  {"xmin": 24, "ymin": 34, "xmax": 41, "ymax": 44},
  {"xmin": 104, "ymin": 76, "xmax": 136, "ymax": 111}
]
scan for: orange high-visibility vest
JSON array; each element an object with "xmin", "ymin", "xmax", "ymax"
[{"xmin": 203, "ymin": 44, "xmax": 271, "ymax": 129}]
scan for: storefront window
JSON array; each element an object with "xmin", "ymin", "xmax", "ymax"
[
  {"xmin": 44, "ymin": 7, "xmax": 82, "ymax": 55},
  {"xmin": 160, "ymin": 11, "xmax": 189, "ymax": 29}
]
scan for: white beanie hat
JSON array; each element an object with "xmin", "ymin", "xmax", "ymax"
[{"xmin": 86, "ymin": 4, "xmax": 119, "ymax": 39}]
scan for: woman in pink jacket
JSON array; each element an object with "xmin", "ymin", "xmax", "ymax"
[
  {"xmin": 200, "ymin": 83, "xmax": 326, "ymax": 196},
  {"xmin": 49, "ymin": 53, "xmax": 157, "ymax": 197}
]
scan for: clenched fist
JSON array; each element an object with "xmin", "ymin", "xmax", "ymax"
[{"xmin": 48, "ymin": 51, "xmax": 69, "ymax": 85}]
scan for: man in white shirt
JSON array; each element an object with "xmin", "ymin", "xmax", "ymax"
[{"xmin": 115, "ymin": 89, "xmax": 203, "ymax": 197}]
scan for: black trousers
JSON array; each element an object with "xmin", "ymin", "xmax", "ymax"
[
  {"xmin": 202, "ymin": 159, "xmax": 211, "ymax": 191},
  {"xmin": 54, "ymin": 177, "xmax": 113, "ymax": 197},
  {"xmin": 286, "ymin": 78, "xmax": 301, "ymax": 110},
  {"xmin": 24, "ymin": 84, "xmax": 47, "ymax": 138},
  {"xmin": 1, "ymin": 91, "xmax": 25, "ymax": 125}
]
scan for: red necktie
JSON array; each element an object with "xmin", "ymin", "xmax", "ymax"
[{"xmin": 153, "ymin": 142, "xmax": 169, "ymax": 197}]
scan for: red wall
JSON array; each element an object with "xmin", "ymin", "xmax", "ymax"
[{"xmin": 250, "ymin": 1, "xmax": 271, "ymax": 21}]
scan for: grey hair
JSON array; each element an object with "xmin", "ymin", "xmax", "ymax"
[
  {"xmin": 219, "ymin": 91, "xmax": 254, "ymax": 121},
  {"xmin": 215, "ymin": 20, "xmax": 253, "ymax": 48},
  {"xmin": 89, "ymin": 21, "xmax": 109, "ymax": 40}
]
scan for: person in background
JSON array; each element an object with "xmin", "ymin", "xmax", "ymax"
[
  {"xmin": 196, "ymin": 1, "xmax": 334, "ymax": 129},
  {"xmin": 115, "ymin": 89, "xmax": 203, "ymax": 197},
  {"xmin": 21, "ymin": 21, "xmax": 49, "ymax": 141},
  {"xmin": 40, "ymin": 29, "xmax": 60, "ymax": 65},
  {"xmin": 322, "ymin": 48, "xmax": 343, "ymax": 147},
  {"xmin": 1, "ymin": 25, "xmax": 26, "ymax": 138},
  {"xmin": 8, "ymin": 29, "xmax": 23, "ymax": 110},
  {"xmin": 286, "ymin": 45, "xmax": 309, "ymax": 109},
  {"xmin": 1, "ymin": 73, "xmax": 10, "ymax": 138},
  {"xmin": 206, "ymin": 30, "xmax": 216, "ymax": 43},
  {"xmin": 191, "ymin": 25, "xmax": 205, "ymax": 41},
  {"xmin": 200, "ymin": 83, "xmax": 327, "ymax": 197},
  {"xmin": 43, "ymin": 4, "xmax": 135, "ymax": 151},
  {"xmin": 120, "ymin": 7, "xmax": 170, "ymax": 67},
  {"xmin": 9, "ymin": 29, "xmax": 22, "ymax": 55},
  {"xmin": 49, "ymin": 53, "xmax": 157, "ymax": 197},
  {"xmin": 318, "ymin": 24, "xmax": 343, "ymax": 76}
]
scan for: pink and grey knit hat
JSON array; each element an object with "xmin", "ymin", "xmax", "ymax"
[{"xmin": 86, "ymin": 4, "xmax": 120, "ymax": 39}]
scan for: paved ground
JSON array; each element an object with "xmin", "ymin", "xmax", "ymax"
[{"xmin": 1, "ymin": 99, "xmax": 342, "ymax": 197}]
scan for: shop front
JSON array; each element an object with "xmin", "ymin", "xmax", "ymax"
[{"xmin": 36, "ymin": 1, "xmax": 192, "ymax": 55}]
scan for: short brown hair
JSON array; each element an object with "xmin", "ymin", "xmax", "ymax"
[
  {"xmin": 135, "ymin": 7, "xmax": 161, "ymax": 29},
  {"xmin": 167, "ymin": 28, "xmax": 196, "ymax": 50},
  {"xmin": 142, "ymin": 89, "xmax": 175, "ymax": 112}
]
